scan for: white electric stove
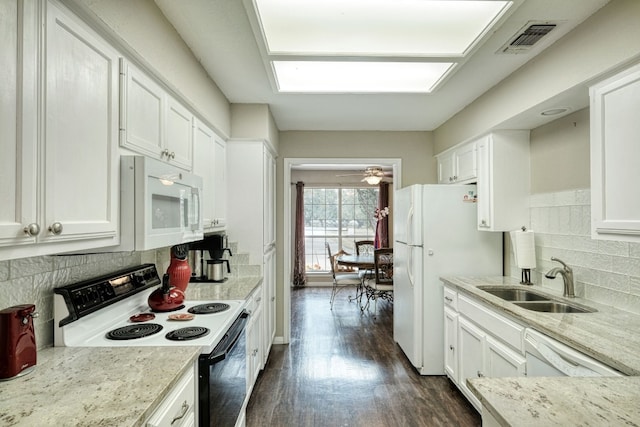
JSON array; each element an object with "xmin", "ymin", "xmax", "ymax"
[
  {"xmin": 53, "ymin": 264, "xmax": 250, "ymax": 427},
  {"xmin": 53, "ymin": 264, "xmax": 245, "ymax": 354}
]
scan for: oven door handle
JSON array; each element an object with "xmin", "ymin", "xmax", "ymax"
[{"xmin": 205, "ymin": 310, "xmax": 249, "ymax": 365}]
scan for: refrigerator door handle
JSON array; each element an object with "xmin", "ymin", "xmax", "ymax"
[
  {"xmin": 406, "ymin": 205, "xmax": 414, "ymax": 246},
  {"xmin": 408, "ymin": 247, "xmax": 415, "ymax": 287}
]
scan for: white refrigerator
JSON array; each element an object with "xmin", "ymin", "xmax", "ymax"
[{"xmin": 393, "ymin": 184, "xmax": 502, "ymax": 375}]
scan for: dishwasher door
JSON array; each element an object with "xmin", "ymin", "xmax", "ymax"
[{"xmin": 524, "ymin": 328, "xmax": 623, "ymax": 377}]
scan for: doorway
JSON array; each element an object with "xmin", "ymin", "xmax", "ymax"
[{"xmin": 282, "ymin": 158, "xmax": 402, "ymax": 343}]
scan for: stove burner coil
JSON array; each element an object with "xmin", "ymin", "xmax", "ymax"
[
  {"xmin": 106, "ymin": 323, "xmax": 163, "ymax": 340},
  {"xmin": 188, "ymin": 303, "xmax": 230, "ymax": 315},
  {"xmin": 165, "ymin": 327, "xmax": 210, "ymax": 341}
]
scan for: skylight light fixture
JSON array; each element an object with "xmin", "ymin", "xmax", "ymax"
[
  {"xmin": 248, "ymin": 0, "xmax": 515, "ymax": 93},
  {"xmin": 273, "ymin": 61, "xmax": 454, "ymax": 93}
]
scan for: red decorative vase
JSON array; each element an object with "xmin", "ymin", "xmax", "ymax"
[{"xmin": 167, "ymin": 244, "xmax": 191, "ymax": 293}]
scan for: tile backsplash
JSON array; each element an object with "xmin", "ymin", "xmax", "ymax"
[
  {"xmin": 508, "ymin": 189, "xmax": 640, "ymax": 314},
  {"xmin": 0, "ymin": 249, "xmax": 168, "ymax": 350}
]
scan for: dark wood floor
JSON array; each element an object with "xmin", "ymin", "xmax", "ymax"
[{"xmin": 246, "ymin": 287, "xmax": 480, "ymax": 427}]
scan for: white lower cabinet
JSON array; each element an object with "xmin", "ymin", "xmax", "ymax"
[
  {"xmin": 146, "ymin": 368, "xmax": 196, "ymax": 427},
  {"xmin": 246, "ymin": 284, "xmax": 264, "ymax": 394},
  {"xmin": 444, "ymin": 285, "xmax": 526, "ymax": 412}
]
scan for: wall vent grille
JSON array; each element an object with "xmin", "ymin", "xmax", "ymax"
[{"xmin": 499, "ymin": 22, "xmax": 558, "ymax": 54}]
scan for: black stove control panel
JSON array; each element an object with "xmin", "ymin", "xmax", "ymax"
[{"xmin": 54, "ymin": 264, "xmax": 161, "ymax": 326}]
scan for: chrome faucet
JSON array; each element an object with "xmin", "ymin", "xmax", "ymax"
[{"xmin": 545, "ymin": 257, "xmax": 575, "ymax": 298}]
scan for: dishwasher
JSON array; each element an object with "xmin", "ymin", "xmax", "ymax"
[{"xmin": 524, "ymin": 328, "xmax": 623, "ymax": 377}]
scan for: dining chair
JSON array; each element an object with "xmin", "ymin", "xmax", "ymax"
[
  {"xmin": 362, "ymin": 248, "xmax": 394, "ymax": 315},
  {"xmin": 354, "ymin": 240, "xmax": 375, "ymax": 282},
  {"xmin": 325, "ymin": 242, "xmax": 361, "ymax": 310}
]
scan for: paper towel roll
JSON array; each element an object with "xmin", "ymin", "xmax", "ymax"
[{"xmin": 510, "ymin": 229, "xmax": 536, "ymax": 269}]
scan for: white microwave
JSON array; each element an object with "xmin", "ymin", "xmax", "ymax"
[{"xmin": 119, "ymin": 156, "xmax": 203, "ymax": 251}]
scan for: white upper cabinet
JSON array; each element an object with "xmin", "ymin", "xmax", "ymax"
[
  {"xmin": 0, "ymin": 0, "xmax": 38, "ymax": 248},
  {"xmin": 193, "ymin": 119, "xmax": 226, "ymax": 231},
  {"xmin": 1, "ymin": 0, "xmax": 120, "ymax": 260},
  {"xmin": 590, "ymin": 62, "xmax": 640, "ymax": 241},
  {"xmin": 476, "ymin": 131, "xmax": 530, "ymax": 232},
  {"xmin": 120, "ymin": 60, "xmax": 193, "ymax": 170},
  {"xmin": 436, "ymin": 141, "xmax": 477, "ymax": 184}
]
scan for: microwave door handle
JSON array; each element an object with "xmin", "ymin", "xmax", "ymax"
[{"xmin": 191, "ymin": 187, "xmax": 201, "ymax": 230}]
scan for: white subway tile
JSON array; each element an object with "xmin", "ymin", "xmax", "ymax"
[
  {"xmin": 598, "ymin": 240, "xmax": 630, "ymax": 257},
  {"xmin": 630, "ymin": 243, "xmax": 640, "ymax": 259},
  {"xmin": 555, "ymin": 190, "xmax": 576, "ymax": 206},
  {"xmin": 575, "ymin": 189, "xmax": 591, "ymax": 205},
  {"xmin": 569, "ymin": 206, "xmax": 583, "ymax": 235},
  {"xmin": 0, "ymin": 261, "xmax": 8, "ymax": 281}
]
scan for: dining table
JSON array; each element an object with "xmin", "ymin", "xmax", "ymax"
[{"xmin": 335, "ymin": 254, "xmax": 374, "ymax": 270}]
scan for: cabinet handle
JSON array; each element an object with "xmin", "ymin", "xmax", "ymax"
[
  {"xmin": 161, "ymin": 149, "xmax": 170, "ymax": 158},
  {"xmin": 479, "ymin": 219, "xmax": 488, "ymax": 228},
  {"xmin": 170, "ymin": 151, "xmax": 176, "ymax": 159},
  {"xmin": 271, "ymin": 296, "xmax": 275, "ymax": 302},
  {"xmin": 448, "ymin": 177, "xmax": 453, "ymax": 182},
  {"xmin": 477, "ymin": 371, "xmax": 484, "ymax": 378},
  {"xmin": 171, "ymin": 401, "xmax": 189, "ymax": 425},
  {"xmin": 449, "ymin": 345, "xmax": 454, "ymax": 351},
  {"xmin": 444, "ymin": 296, "xmax": 453, "ymax": 302},
  {"xmin": 23, "ymin": 223, "xmax": 41, "ymax": 237},
  {"xmin": 453, "ymin": 175, "xmax": 458, "ymax": 181},
  {"xmin": 48, "ymin": 222, "xmax": 63, "ymax": 235}
]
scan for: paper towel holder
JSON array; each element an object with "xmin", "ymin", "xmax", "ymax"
[{"xmin": 519, "ymin": 226, "xmax": 533, "ymax": 285}]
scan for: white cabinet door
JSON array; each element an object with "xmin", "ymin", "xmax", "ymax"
[
  {"xmin": 165, "ymin": 95, "xmax": 193, "ymax": 170},
  {"xmin": 212, "ymin": 136, "xmax": 227, "ymax": 229},
  {"xmin": 458, "ymin": 317, "xmax": 484, "ymax": 411},
  {"xmin": 263, "ymin": 148, "xmax": 276, "ymax": 248},
  {"xmin": 437, "ymin": 152, "xmax": 455, "ymax": 184},
  {"xmin": 476, "ymin": 131, "xmax": 530, "ymax": 232},
  {"xmin": 193, "ymin": 119, "xmax": 215, "ymax": 229},
  {"xmin": 590, "ymin": 62, "xmax": 640, "ymax": 241},
  {"xmin": 262, "ymin": 246, "xmax": 276, "ymax": 366},
  {"xmin": 476, "ymin": 136, "xmax": 493, "ymax": 230},
  {"xmin": 444, "ymin": 306, "xmax": 459, "ymax": 381},
  {"xmin": 437, "ymin": 142, "xmax": 477, "ymax": 184},
  {"xmin": 44, "ymin": 1, "xmax": 119, "ymax": 242},
  {"xmin": 0, "ymin": 0, "xmax": 38, "ymax": 247},
  {"xmin": 121, "ymin": 60, "xmax": 163, "ymax": 157},
  {"xmin": 120, "ymin": 60, "xmax": 193, "ymax": 170},
  {"xmin": 246, "ymin": 285, "xmax": 263, "ymax": 392},
  {"xmin": 455, "ymin": 142, "xmax": 477, "ymax": 183},
  {"xmin": 486, "ymin": 336, "xmax": 526, "ymax": 378}
]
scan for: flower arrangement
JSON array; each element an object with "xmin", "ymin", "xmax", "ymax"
[{"xmin": 373, "ymin": 206, "xmax": 390, "ymax": 221}]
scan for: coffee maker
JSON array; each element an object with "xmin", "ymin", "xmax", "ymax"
[{"xmin": 188, "ymin": 234, "xmax": 232, "ymax": 282}]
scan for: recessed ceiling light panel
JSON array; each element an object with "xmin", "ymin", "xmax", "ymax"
[
  {"xmin": 254, "ymin": 0, "xmax": 512, "ymax": 56},
  {"xmin": 273, "ymin": 61, "xmax": 455, "ymax": 93}
]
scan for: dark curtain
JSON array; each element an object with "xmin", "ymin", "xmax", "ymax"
[
  {"xmin": 292, "ymin": 181, "xmax": 306, "ymax": 287},
  {"xmin": 377, "ymin": 182, "xmax": 390, "ymax": 248}
]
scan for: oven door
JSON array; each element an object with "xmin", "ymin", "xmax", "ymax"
[{"xmin": 198, "ymin": 310, "xmax": 249, "ymax": 427}]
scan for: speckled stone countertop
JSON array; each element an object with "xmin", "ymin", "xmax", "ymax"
[
  {"xmin": 441, "ymin": 276, "xmax": 640, "ymax": 426},
  {"xmin": 0, "ymin": 276, "xmax": 263, "ymax": 427},
  {"xmin": 0, "ymin": 346, "xmax": 201, "ymax": 427},
  {"xmin": 185, "ymin": 275, "xmax": 262, "ymax": 301},
  {"xmin": 467, "ymin": 377, "xmax": 640, "ymax": 427}
]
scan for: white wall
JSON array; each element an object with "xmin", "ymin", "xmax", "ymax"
[
  {"xmin": 69, "ymin": 0, "xmax": 232, "ymax": 136},
  {"xmin": 434, "ymin": 0, "xmax": 640, "ymax": 153}
]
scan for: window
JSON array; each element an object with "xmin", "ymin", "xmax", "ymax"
[{"xmin": 304, "ymin": 187, "xmax": 378, "ymax": 272}]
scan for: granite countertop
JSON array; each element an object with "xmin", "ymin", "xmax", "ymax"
[
  {"xmin": 0, "ymin": 346, "xmax": 201, "ymax": 427},
  {"xmin": 0, "ymin": 276, "xmax": 263, "ymax": 427},
  {"xmin": 441, "ymin": 276, "xmax": 640, "ymax": 426}
]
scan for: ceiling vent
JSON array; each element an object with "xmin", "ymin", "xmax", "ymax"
[{"xmin": 499, "ymin": 22, "xmax": 558, "ymax": 54}]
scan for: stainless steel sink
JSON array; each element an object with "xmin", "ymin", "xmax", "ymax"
[
  {"xmin": 513, "ymin": 301, "xmax": 596, "ymax": 314},
  {"xmin": 477, "ymin": 286, "xmax": 597, "ymax": 313},
  {"xmin": 477, "ymin": 286, "xmax": 550, "ymax": 302}
]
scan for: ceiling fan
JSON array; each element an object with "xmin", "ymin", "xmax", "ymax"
[{"xmin": 336, "ymin": 166, "xmax": 393, "ymax": 185}]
